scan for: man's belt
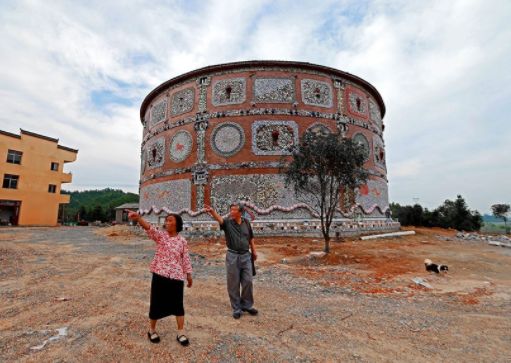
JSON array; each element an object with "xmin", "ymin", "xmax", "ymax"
[{"xmin": 227, "ymin": 249, "xmax": 250, "ymax": 254}]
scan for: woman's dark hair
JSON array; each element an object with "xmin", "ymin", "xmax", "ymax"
[{"xmin": 167, "ymin": 213, "xmax": 183, "ymax": 233}]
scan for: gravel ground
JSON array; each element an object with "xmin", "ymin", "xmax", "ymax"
[{"xmin": 1, "ymin": 226, "xmax": 510, "ymax": 362}]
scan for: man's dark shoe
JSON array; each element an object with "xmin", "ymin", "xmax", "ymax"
[
  {"xmin": 233, "ymin": 312, "xmax": 241, "ymax": 319},
  {"xmin": 242, "ymin": 308, "xmax": 258, "ymax": 316}
]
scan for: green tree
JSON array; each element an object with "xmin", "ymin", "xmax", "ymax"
[
  {"xmin": 389, "ymin": 202, "xmax": 401, "ymax": 219},
  {"xmin": 422, "ymin": 209, "xmax": 440, "ymax": 227},
  {"xmin": 78, "ymin": 206, "xmax": 87, "ymax": 221},
  {"xmin": 470, "ymin": 211, "xmax": 483, "ymax": 231},
  {"xmin": 491, "ymin": 203, "xmax": 510, "ymax": 233},
  {"xmin": 435, "ymin": 195, "xmax": 481, "ymax": 231},
  {"xmin": 394, "ymin": 204, "xmax": 425, "ymax": 226},
  {"xmin": 90, "ymin": 205, "xmax": 105, "ymax": 222},
  {"xmin": 391, "ymin": 196, "xmax": 481, "ymax": 231},
  {"xmin": 284, "ymin": 131, "xmax": 368, "ymax": 253},
  {"xmin": 411, "ymin": 204, "xmax": 424, "ymax": 226},
  {"xmin": 62, "ymin": 188, "xmax": 138, "ymax": 222}
]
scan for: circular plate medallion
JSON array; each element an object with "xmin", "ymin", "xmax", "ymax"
[
  {"xmin": 211, "ymin": 122, "xmax": 245, "ymax": 157},
  {"xmin": 169, "ymin": 131, "xmax": 192, "ymax": 162}
]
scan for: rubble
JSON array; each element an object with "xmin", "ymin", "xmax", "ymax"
[
  {"xmin": 455, "ymin": 232, "xmax": 511, "ymax": 248},
  {"xmin": 412, "ymin": 277, "xmax": 432, "ymax": 289},
  {"xmin": 30, "ymin": 327, "xmax": 68, "ymax": 351}
]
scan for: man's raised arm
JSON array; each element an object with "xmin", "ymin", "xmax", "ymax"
[{"xmin": 204, "ymin": 205, "xmax": 223, "ymax": 225}]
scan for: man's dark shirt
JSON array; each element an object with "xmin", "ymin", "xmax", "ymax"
[{"xmin": 220, "ymin": 217, "xmax": 253, "ymax": 252}]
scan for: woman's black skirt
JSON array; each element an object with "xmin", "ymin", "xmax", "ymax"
[{"xmin": 149, "ymin": 273, "xmax": 185, "ymax": 320}]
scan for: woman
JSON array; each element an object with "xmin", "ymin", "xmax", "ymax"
[{"xmin": 126, "ymin": 210, "xmax": 193, "ymax": 346}]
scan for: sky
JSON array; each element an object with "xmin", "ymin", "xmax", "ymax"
[{"xmin": 1, "ymin": 0, "xmax": 510, "ymax": 214}]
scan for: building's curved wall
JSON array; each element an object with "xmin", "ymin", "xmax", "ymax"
[{"xmin": 139, "ymin": 61, "xmax": 390, "ymax": 223}]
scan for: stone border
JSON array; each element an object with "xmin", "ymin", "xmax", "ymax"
[
  {"xmin": 353, "ymin": 132, "xmax": 370, "ymax": 161},
  {"xmin": 150, "ymin": 99, "xmax": 167, "ymax": 126},
  {"xmin": 212, "ymin": 78, "xmax": 246, "ymax": 106},
  {"xmin": 141, "ymin": 109, "xmax": 383, "ymax": 148},
  {"xmin": 145, "ymin": 137, "xmax": 165, "ymax": 169},
  {"xmin": 251, "ymin": 120, "xmax": 299, "ymax": 156},
  {"xmin": 253, "ymin": 77, "xmax": 295, "ymax": 103},
  {"xmin": 301, "ymin": 79, "xmax": 333, "ymax": 108},
  {"xmin": 170, "ymin": 88, "xmax": 195, "ymax": 116}
]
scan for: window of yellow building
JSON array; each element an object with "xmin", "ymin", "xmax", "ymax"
[
  {"xmin": 6, "ymin": 150, "xmax": 22, "ymax": 164},
  {"xmin": 3, "ymin": 174, "xmax": 19, "ymax": 189}
]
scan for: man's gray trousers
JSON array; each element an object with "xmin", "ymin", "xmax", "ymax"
[{"xmin": 225, "ymin": 250, "xmax": 254, "ymax": 314}]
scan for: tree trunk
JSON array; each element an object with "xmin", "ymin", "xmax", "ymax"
[{"xmin": 323, "ymin": 235, "xmax": 330, "ymax": 253}]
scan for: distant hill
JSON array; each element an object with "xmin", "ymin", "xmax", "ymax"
[{"xmin": 61, "ymin": 188, "xmax": 138, "ymax": 222}]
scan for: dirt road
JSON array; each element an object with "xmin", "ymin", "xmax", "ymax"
[{"xmin": 1, "ymin": 226, "xmax": 510, "ymax": 362}]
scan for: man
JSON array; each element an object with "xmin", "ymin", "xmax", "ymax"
[{"xmin": 204, "ymin": 203, "xmax": 258, "ymax": 319}]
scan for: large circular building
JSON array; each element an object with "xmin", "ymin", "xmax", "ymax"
[{"xmin": 139, "ymin": 61, "xmax": 398, "ymax": 235}]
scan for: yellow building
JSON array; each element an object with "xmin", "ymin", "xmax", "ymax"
[{"xmin": 0, "ymin": 129, "xmax": 78, "ymax": 226}]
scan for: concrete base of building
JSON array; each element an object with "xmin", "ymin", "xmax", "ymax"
[{"xmin": 140, "ymin": 217, "xmax": 400, "ymax": 238}]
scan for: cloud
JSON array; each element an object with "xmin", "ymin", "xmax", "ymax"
[
  {"xmin": 391, "ymin": 159, "xmax": 422, "ymax": 178},
  {"xmin": 0, "ymin": 0, "xmax": 509, "ymax": 214},
  {"xmin": 328, "ymin": 0, "xmax": 511, "ymax": 212}
]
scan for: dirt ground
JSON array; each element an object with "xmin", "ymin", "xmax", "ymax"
[{"xmin": 1, "ymin": 226, "xmax": 510, "ymax": 362}]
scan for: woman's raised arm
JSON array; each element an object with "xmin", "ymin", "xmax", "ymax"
[{"xmin": 126, "ymin": 210, "xmax": 151, "ymax": 230}]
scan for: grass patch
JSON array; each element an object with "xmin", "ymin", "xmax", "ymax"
[{"xmin": 481, "ymin": 222, "xmax": 510, "ymax": 234}]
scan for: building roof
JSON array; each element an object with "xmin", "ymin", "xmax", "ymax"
[
  {"xmin": 0, "ymin": 128, "xmax": 78, "ymax": 153},
  {"xmin": 115, "ymin": 203, "xmax": 139, "ymax": 210},
  {"xmin": 0, "ymin": 129, "xmax": 21, "ymax": 139},
  {"xmin": 140, "ymin": 60, "xmax": 386, "ymax": 121},
  {"xmin": 21, "ymin": 129, "xmax": 59, "ymax": 143},
  {"xmin": 57, "ymin": 145, "xmax": 79, "ymax": 153}
]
